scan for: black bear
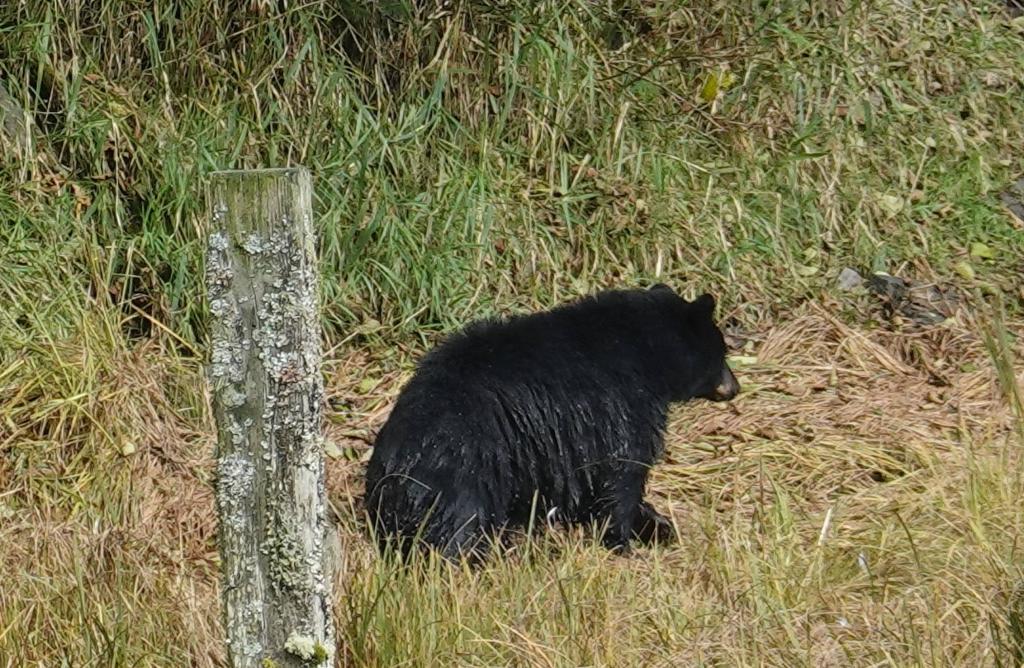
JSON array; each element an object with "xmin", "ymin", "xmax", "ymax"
[{"xmin": 364, "ymin": 285, "xmax": 739, "ymax": 560}]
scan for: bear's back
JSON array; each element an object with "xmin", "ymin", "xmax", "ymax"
[{"xmin": 415, "ymin": 289, "xmax": 677, "ymax": 391}]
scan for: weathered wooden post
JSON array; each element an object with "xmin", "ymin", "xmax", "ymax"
[{"xmin": 205, "ymin": 168, "xmax": 333, "ymax": 667}]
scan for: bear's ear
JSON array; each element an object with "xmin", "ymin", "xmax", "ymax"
[
  {"xmin": 649, "ymin": 283, "xmax": 674, "ymax": 294},
  {"xmin": 692, "ymin": 293, "xmax": 716, "ymax": 317}
]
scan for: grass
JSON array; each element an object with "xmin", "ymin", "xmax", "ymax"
[
  {"xmin": 0, "ymin": 0, "xmax": 1023, "ymax": 665},
  {"xmin": 325, "ymin": 301, "xmax": 1024, "ymax": 666}
]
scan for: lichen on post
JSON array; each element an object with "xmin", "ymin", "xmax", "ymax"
[{"xmin": 205, "ymin": 168, "xmax": 333, "ymax": 667}]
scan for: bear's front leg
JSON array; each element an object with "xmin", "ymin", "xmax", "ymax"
[
  {"xmin": 631, "ymin": 500, "xmax": 677, "ymax": 545},
  {"xmin": 596, "ymin": 464, "xmax": 648, "ymax": 553},
  {"xmin": 600, "ymin": 508, "xmax": 638, "ymax": 553}
]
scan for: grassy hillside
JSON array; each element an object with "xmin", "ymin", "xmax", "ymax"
[{"xmin": 1, "ymin": 0, "xmax": 1023, "ymax": 665}]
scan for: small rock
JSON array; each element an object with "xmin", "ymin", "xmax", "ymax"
[
  {"xmin": 865, "ymin": 272, "xmax": 959, "ymax": 326},
  {"xmin": 837, "ymin": 267, "xmax": 864, "ymax": 291},
  {"xmin": 0, "ymin": 82, "xmax": 29, "ymax": 154},
  {"xmin": 1000, "ymin": 177, "xmax": 1024, "ymax": 226},
  {"xmin": 867, "ymin": 272, "xmax": 908, "ymax": 300}
]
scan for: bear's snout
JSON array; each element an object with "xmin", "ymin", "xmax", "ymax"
[{"xmin": 711, "ymin": 366, "xmax": 740, "ymax": 401}]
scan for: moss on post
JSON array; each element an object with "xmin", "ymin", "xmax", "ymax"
[{"xmin": 206, "ymin": 168, "xmax": 333, "ymax": 668}]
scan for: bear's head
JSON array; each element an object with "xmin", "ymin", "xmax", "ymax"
[{"xmin": 651, "ymin": 285, "xmax": 740, "ymax": 403}]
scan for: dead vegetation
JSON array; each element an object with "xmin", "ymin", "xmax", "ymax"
[
  {"xmin": 266, "ymin": 301, "xmax": 1024, "ymax": 664},
  {"xmin": 0, "ymin": 284, "xmax": 1020, "ymax": 666},
  {"xmin": 1, "ymin": 0, "xmax": 1022, "ymax": 664}
]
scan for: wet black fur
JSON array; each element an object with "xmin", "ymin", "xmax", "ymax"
[{"xmin": 364, "ymin": 285, "xmax": 737, "ymax": 560}]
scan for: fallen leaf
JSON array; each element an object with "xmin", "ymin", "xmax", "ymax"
[
  {"xmin": 954, "ymin": 260, "xmax": 976, "ymax": 280},
  {"xmin": 784, "ymin": 382, "xmax": 810, "ymax": 397},
  {"xmin": 324, "ymin": 440, "xmax": 344, "ymax": 459},
  {"xmin": 699, "ymin": 70, "xmax": 734, "ymax": 103},
  {"xmin": 970, "ymin": 242, "xmax": 994, "ymax": 259},
  {"xmin": 878, "ymin": 194, "xmax": 905, "ymax": 216},
  {"xmin": 700, "ymin": 73, "xmax": 719, "ymax": 103}
]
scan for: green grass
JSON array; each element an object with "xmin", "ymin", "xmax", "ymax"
[{"xmin": 1, "ymin": 0, "xmax": 1023, "ymax": 665}]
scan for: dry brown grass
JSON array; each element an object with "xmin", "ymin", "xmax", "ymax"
[
  {"xmin": 661, "ymin": 299, "xmax": 1021, "ymax": 511},
  {"xmin": 0, "ymin": 334, "xmax": 223, "ymax": 665},
  {"xmin": 1, "ymin": 290, "xmax": 1021, "ymax": 666},
  {"xmin": 316, "ymin": 293, "xmax": 1024, "ymax": 666}
]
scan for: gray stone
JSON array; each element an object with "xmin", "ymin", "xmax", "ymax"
[
  {"xmin": 837, "ymin": 267, "xmax": 864, "ymax": 291},
  {"xmin": 1000, "ymin": 177, "xmax": 1024, "ymax": 224}
]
